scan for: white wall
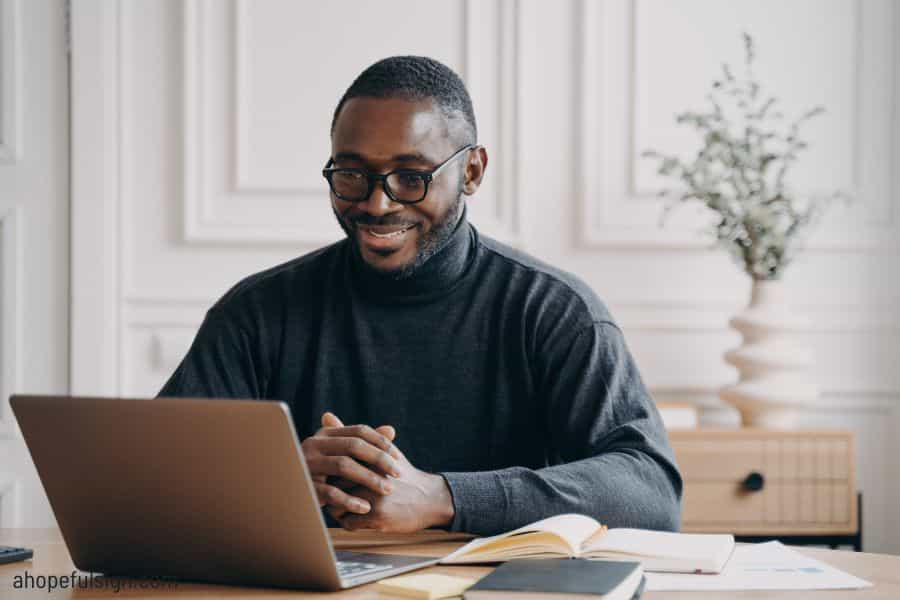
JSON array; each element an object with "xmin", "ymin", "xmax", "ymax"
[
  {"xmin": 71, "ymin": 0, "xmax": 900, "ymax": 551},
  {"xmin": 0, "ymin": 0, "xmax": 69, "ymax": 527}
]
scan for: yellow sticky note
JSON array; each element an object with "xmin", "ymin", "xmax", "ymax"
[{"xmin": 375, "ymin": 573, "xmax": 475, "ymax": 599}]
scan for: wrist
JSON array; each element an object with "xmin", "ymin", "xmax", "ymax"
[{"xmin": 425, "ymin": 473, "xmax": 455, "ymax": 529}]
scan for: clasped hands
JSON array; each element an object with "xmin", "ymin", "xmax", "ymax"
[{"xmin": 301, "ymin": 412, "xmax": 455, "ymax": 533}]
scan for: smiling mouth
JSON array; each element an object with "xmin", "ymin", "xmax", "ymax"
[{"xmin": 358, "ymin": 224, "xmax": 417, "ymax": 239}]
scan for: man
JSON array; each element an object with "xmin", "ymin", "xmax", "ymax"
[{"xmin": 160, "ymin": 56, "xmax": 682, "ymax": 536}]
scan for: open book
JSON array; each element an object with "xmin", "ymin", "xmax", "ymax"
[{"xmin": 441, "ymin": 514, "xmax": 735, "ymax": 574}]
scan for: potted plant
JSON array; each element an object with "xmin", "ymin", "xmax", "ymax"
[{"xmin": 643, "ymin": 34, "xmax": 849, "ymax": 427}]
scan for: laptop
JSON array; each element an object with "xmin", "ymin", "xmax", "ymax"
[{"xmin": 10, "ymin": 395, "xmax": 441, "ymax": 590}]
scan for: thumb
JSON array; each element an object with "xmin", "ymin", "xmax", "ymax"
[{"xmin": 321, "ymin": 412, "xmax": 344, "ymax": 428}]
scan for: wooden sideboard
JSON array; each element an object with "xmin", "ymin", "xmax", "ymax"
[{"xmin": 669, "ymin": 428, "xmax": 860, "ymax": 548}]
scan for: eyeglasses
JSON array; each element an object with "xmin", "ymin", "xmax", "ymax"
[{"xmin": 322, "ymin": 145, "xmax": 474, "ymax": 205}]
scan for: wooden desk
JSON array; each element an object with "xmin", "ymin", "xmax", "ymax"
[{"xmin": 2, "ymin": 528, "xmax": 899, "ymax": 598}]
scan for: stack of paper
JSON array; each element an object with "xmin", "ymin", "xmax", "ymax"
[{"xmin": 644, "ymin": 541, "xmax": 871, "ymax": 592}]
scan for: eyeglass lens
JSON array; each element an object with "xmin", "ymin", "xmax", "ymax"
[{"xmin": 331, "ymin": 171, "xmax": 427, "ymax": 203}]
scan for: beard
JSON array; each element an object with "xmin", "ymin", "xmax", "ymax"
[{"xmin": 334, "ymin": 191, "xmax": 465, "ymax": 281}]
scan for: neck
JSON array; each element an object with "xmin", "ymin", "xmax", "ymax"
[{"xmin": 348, "ymin": 208, "xmax": 475, "ymax": 302}]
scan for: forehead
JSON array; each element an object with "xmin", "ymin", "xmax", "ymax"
[{"xmin": 331, "ymin": 97, "xmax": 455, "ymax": 162}]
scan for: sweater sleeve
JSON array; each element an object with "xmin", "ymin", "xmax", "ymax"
[
  {"xmin": 440, "ymin": 321, "xmax": 683, "ymax": 535},
  {"xmin": 157, "ymin": 308, "xmax": 264, "ymax": 399}
]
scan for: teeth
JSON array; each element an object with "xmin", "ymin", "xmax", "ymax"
[{"xmin": 367, "ymin": 226, "xmax": 412, "ymax": 239}]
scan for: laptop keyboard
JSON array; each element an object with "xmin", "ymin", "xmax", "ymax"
[
  {"xmin": 0, "ymin": 546, "xmax": 33, "ymax": 565},
  {"xmin": 336, "ymin": 559, "xmax": 395, "ymax": 579}
]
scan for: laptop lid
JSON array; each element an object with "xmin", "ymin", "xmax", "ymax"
[{"xmin": 11, "ymin": 395, "xmax": 344, "ymax": 590}]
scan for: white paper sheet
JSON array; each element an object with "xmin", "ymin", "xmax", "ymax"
[{"xmin": 644, "ymin": 541, "xmax": 872, "ymax": 591}]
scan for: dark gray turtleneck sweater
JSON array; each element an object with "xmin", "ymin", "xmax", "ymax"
[{"xmin": 158, "ymin": 214, "xmax": 682, "ymax": 535}]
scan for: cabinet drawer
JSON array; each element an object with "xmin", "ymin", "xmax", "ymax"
[
  {"xmin": 682, "ymin": 482, "xmax": 765, "ymax": 524},
  {"xmin": 675, "ymin": 440, "xmax": 764, "ymax": 479},
  {"xmin": 674, "ymin": 437, "xmax": 850, "ymax": 482},
  {"xmin": 669, "ymin": 429, "xmax": 857, "ymax": 535},
  {"xmin": 681, "ymin": 481, "xmax": 855, "ymax": 532}
]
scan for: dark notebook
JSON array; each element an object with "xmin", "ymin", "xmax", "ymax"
[{"xmin": 464, "ymin": 558, "xmax": 644, "ymax": 600}]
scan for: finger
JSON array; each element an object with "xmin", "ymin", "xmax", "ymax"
[
  {"xmin": 328, "ymin": 506, "xmax": 347, "ymax": 521},
  {"xmin": 313, "ymin": 481, "xmax": 371, "ymax": 514},
  {"xmin": 304, "ymin": 437, "xmax": 399, "ymax": 485},
  {"xmin": 309, "ymin": 454, "xmax": 395, "ymax": 494},
  {"xmin": 316, "ymin": 419, "xmax": 401, "ymax": 462},
  {"xmin": 322, "ymin": 412, "xmax": 344, "ymax": 428},
  {"xmin": 327, "ymin": 476, "xmax": 359, "ymax": 492},
  {"xmin": 375, "ymin": 425, "xmax": 403, "ymax": 460},
  {"xmin": 329, "ymin": 488, "xmax": 375, "ymax": 522},
  {"xmin": 375, "ymin": 425, "xmax": 396, "ymax": 441},
  {"xmin": 319, "ymin": 419, "xmax": 401, "ymax": 461},
  {"xmin": 321, "ymin": 425, "xmax": 400, "ymax": 469}
]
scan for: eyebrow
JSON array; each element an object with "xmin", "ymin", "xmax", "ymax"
[{"xmin": 333, "ymin": 151, "xmax": 437, "ymax": 167}]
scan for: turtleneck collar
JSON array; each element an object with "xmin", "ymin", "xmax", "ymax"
[{"xmin": 346, "ymin": 206, "xmax": 477, "ymax": 303}]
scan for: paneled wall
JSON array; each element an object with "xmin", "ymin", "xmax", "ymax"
[
  {"xmin": 1, "ymin": 0, "xmax": 68, "ymax": 527},
  {"xmin": 0, "ymin": 207, "xmax": 22, "ymax": 527},
  {"xmin": 71, "ymin": 0, "xmax": 900, "ymax": 550},
  {"xmin": 0, "ymin": 0, "xmax": 24, "ymax": 528}
]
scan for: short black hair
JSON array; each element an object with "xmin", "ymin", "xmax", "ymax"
[{"xmin": 331, "ymin": 56, "xmax": 477, "ymax": 146}]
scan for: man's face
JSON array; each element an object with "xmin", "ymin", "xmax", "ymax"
[{"xmin": 329, "ymin": 97, "xmax": 471, "ymax": 277}]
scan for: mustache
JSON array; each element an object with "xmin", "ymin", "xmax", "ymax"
[{"xmin": 347, "ymin": 214, "xmax": 420, "ymax": 228}]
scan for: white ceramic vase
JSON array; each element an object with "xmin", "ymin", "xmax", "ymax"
[{"xmin": 718, "ymin": 279, "xmax": 818, "ymax": 428}]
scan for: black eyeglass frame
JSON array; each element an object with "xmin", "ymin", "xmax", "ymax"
[{"xmin": 322, "ymin": 144, "xmax": 475, "ymax": 205}]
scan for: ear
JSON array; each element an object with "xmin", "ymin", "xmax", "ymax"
[{"xmin": 462, "ymin": 146, "xmax": 488, "ymax": 196}]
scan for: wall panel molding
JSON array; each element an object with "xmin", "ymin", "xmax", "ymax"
[
  {"xmin": 0, "ymin": 208, "xmax": 22, "ymax": 440},
  {"xmin": 0, "ymin": 0, "xmax": 22, "ymax": 163},
  {"xmin": 652, "ymin": 387, "xmax": 899, "ymax": 413},
  {"xmin": 576, "ymin": 0, "xmax": 898, "ymax": 251},
  {"xmin": 182, "ymin": 0, "xmax": 521, "ymax": 245},
  {"xmin": 466, "ymin": 0, "xmax": 521, "ymax": 243},
  {"xmin": 231, "ymin": 0, "xmax": 350, "ymax": 195},
  {"xmin": 614, "ymin": 301, "xmax": 900, "ymax": 333},
  {"xmin": 70, "ymin": 0, "xmax": 124, "ymax": 396},
  {"xmin": 628, "ymin": 0, "xmax": 865, "ymax": 206},
  {"xmin": 121, "ymin": 300, "xmax": 207, "ymax": 396}
]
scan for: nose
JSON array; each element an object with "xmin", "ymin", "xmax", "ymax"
[{"xmin": 360, "ymin": 180, "xmax": 397, "ymax": 217}]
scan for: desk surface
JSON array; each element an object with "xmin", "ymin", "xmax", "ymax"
[{"xmin": 2, "ymin": 528, "xmax": 899, "ymax": 599}]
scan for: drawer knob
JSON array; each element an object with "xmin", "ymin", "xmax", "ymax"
[{"xmin": 743, "ymin": 472, "xmax": 765, "ymax": 492}]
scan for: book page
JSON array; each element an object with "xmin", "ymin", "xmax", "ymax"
[
  {"xmin": 582, "ymin": 528, "xmax": 733, "ymax": 561},
  {"xmin": 454, "ymin": 531, "xmax": 573, "ymax": 560},
  {"xmin": 442, "ymin": 513, "xmax": 600, "ymax": 563}
]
